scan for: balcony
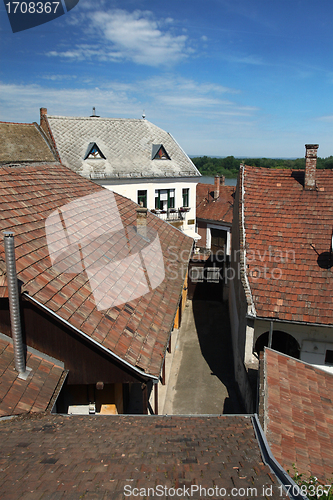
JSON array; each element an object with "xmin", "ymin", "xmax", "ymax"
[{"xmin": 151, "ymin": 207, "xmax": 190, "ymax": 222}]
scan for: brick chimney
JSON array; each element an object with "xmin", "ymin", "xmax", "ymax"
[
  {"xmin": 214, "ymin": 175, "xmax": 220, "ymax": 200},
  {"xmin": 136, "ymin": 206, "xmax": 148, "ymax": 239},
  {"xmin": 220, "ymin": 175, "xmax": 225, "ymax": 186},
  {"xmin": 304, "ymin": 144, "xmax": 319, "ymax": 190},
  {"xmin": 40, "ymin": 107, "xmax": 47, "ymax": 126}
]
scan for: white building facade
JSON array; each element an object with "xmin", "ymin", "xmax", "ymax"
[{"xmin": 40, "ymin": 109, "xmax": 201, "ymax": 239}]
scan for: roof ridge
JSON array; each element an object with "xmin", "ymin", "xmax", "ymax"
[
  {"xmin": 0, "ymin": 121, "xmax": 34, "ymax": 126},
  {"xmin": 47, "ymin": 115, "xmax": 147, "ymax": 122}
]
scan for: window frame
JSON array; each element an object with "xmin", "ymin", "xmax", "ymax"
[
  {"xmin": 155, "ymin": 189, "xmax": 175, "ymax": 210},
  {"xmin": 182, "ymin": 188, "xmax": 189, "ymax": 208},
  {"xmin": 137, "ymin": 190, "xmax": 147, "ymax": 208}
]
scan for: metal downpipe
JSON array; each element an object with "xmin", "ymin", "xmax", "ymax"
[{"xmin": 3, "ymin": 232, "xmax": 27, "ymax": 377}]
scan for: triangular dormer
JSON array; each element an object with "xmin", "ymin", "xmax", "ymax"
[
  {"xmin": 84, "ymin": 142, "xmax": 106, "ymax": 160},
  {"xmin": 152, "ymin": 144, "xmax": 171, "ymax": 160}
]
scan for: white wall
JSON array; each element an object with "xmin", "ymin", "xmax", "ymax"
[
  {"xmin": 254, "ymin": 318, "xmax": 333, "ymax": 373},
  {"xmin": 206, "ymin": 223, "xmax": 231, "ymax": 255},
  {"xmin": 99, "ymin": 177, "xmax": 198, "ymax": 238}
]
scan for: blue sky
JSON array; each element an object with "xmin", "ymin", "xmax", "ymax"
[{"xmin": 1, "ymin": 0, "xmax": 333, "ymax": 157}]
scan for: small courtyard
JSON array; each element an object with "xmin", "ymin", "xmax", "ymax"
[{"xmin": 162, "ymin": 299, "xmax": 246, "ymax": 415}]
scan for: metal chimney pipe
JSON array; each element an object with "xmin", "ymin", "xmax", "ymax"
[{"xmin": 3, "ymin": 232, "xmax": 26, "ymax": 377}]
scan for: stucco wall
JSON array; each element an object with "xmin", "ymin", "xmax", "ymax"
[
  {"xmin": 99, "ymin": 177, "xmax": 198, "ymax": 238},
  {"xmin": 228, "ymin": 174, "xmax": 254, "ymax": 412},
  {"xmin": 254, "ymin": 318, "xmax": 333, "ymax": 373}
]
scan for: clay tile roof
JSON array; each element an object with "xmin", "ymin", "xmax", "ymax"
[
  {"xmin": 262, "ymin": 348, "xmax": 333, "ymax": 483},
  {"xmin": 0, "ymin": 335, "xmax": 65, "ymax": 417},
  {"xmin": 0, "ymin": 163, "xmax": 193, "ymax": 379},
  {"xmin": 0, "ymin": 414, "xmax": 288, "ymax": 499},
  {"xmin": 196, "ymin": 182, "xmax": 235, "ymax": 224},
  {"xmin": 242, "ymin": 166, "xmax": 333, "ymax": 324},
  {"xmin": 45, "ymin": 115, "xmax": 201, "ymax": 179},
  {"xmin": 0, "ymin": 122, "xmax": 56, "ymax": 164}
]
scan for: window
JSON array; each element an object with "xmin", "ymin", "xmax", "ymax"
[
  {"xmin": 137, "ymin": 190, "xmax": 147, "ymax": 208},
  {"xmin": 206, "ymin": 267, "xmax": 221, "ymax": 283},
  {"xmin": 190, "ymin": 267, "xmax": 204, "ymax": 283},
  {"xmin": 84, "ymin": 142, "xmax": 106, "ymax": 160},
  {"xmin": 210, "ymin": 228, "xmax": 227, "ymax": 255},
  {"xmin": 152, "ymin": 144, "xmax": 171, "ymax": 160},
  {"xmin": 155, "ymin": 189, "xmax": 175, "ymax": 210},
  {"xmin": 325, "ymin": 349, "xmax": 333, "ymax": 365},
  {"xmin": 182, "ymin": 188, "xmax": 189, "ymax": 208}
]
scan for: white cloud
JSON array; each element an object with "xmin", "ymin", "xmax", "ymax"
[
  {"xmin": 317, "ymin": 115, "xmax": 333, "ymax": 122},
  {"xmin": 47, "ymin": 9, "xmax": 190, "ymax": 66},
  {"xmin": 92, "ymin": 10, "xmax": 188, "ymax": 65},
  {"xmin": 0, "ymin": 76, "xmax": 258, "ymax": 144},
  {"xmin": 42, "ymin": 74, "xmax": 78, "ymax": 81},
  {"xmin": 222, "ymin": 53, "xmax": 264, "ymax": 65},
  {"xmin": 0, "ymin": 82, "xmax": 141, "ymax": 122}
]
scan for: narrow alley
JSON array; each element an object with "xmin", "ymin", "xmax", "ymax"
[{"xmin": 163, "ymin": 299, "xmax": 245, "ymax": 415}]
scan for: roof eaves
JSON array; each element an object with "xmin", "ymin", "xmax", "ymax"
[
  {"xmin": 23, "ymin": 293, "xmax": 159, "ymax": 382},
  {"xmin": 252, "ymin": 414, "xmax": 308, "ymax": 500},
  {"xmin": 167, "ymin": 132, "xmax": 202, "ymax": 177},
  {"xmin": 240, "ymin": 165, "xmax": 256, "ymax": 317}
]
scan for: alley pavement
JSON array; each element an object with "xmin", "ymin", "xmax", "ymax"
[{"xmin": 163, "ymin": 300, "xmax": 245, "ymax": 415}]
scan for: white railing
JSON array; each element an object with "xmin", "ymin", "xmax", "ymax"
[{"xmin": 150, "ymin": 208, "xmax": 190, "ymax": 221}]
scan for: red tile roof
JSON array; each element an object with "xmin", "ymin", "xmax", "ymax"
[
  {"xmin": 0, "ymin": 413, "xmax": 288, "ymax": 499},
  {"xmin": 0, "ymin": 335, "xmax": 65, "ymax": 417},
  {"xmin": 263, "ymin": 348, "xmax": 333, "ymax": 483},
  {"xmin": 242, "ymin": 166, "xmax": 333, "ymax": 324},
  {"xmin": 196, "ymin": 182, "xmax": 235, "ymax": 223},
  {"xmin": 0, "ymin": 163, "xmax": 193, "ymax": 379}
]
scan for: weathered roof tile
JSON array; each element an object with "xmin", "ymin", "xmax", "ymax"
[
  {"xmin": 0, "ymin": 335, "xmax": 64, "ymax": 417},
  {"xmin": 0, "ymin": 163, "xmax": 192, "ymax": 378},
  {"xmin": 243, "ymin": 166, "xmax": 333, "ymax": 324},
  {"xmin": 0, "ymin": 414, "xmax": 289, "ymax": 499},
  {"xmin": 196, "ymin": 182, "xmax": 235, "ymax": 223},
  {"xmin": 45, "ymin": 115, "xmax": 200, "ymax": 179},
  {"xmin": 263, "ymin": 348, "xmax": 333, "ymax": 483}
]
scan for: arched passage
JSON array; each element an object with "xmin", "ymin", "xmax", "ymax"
[{"xmin": 255, "ymin": 330, "xmax": 300, "ymax": 359}]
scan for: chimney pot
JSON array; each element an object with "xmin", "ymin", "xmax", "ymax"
[
  {"xmin": 304, "ymin": 144, "xmax": 319, "ymax": 190},
  {"xmin": 214, "ymin": 175, "xmax": 220, "ymax": 200},
  {"xmin": 90, "ymin": 107, "xmax": 100, "ymax": 118}
]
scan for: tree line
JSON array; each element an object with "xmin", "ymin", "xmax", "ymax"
[{"xmin": 191, "ymin": 155, "xmax": 333, "ymax": 178}]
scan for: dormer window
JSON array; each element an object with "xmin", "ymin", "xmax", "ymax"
[
  {"xmin": 84, "ymin": 142, "xmax": 106, "ymax": 160},
  {"xmin": 152, "ymin": 144, "xmax": 170, "ymax": 160}
]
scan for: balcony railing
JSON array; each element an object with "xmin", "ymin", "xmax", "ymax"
[{"xmin": 151, "ymin": 207, "xmax": 190, "ymax": 222}]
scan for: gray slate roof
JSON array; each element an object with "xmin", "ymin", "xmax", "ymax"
[
  {"xmin": 0, "ymin": 122, "xmax": 56, "ymax": 164},
  {"xmin": 46, "ymin": 115, "xmax": 201, "ymax": 180}
]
